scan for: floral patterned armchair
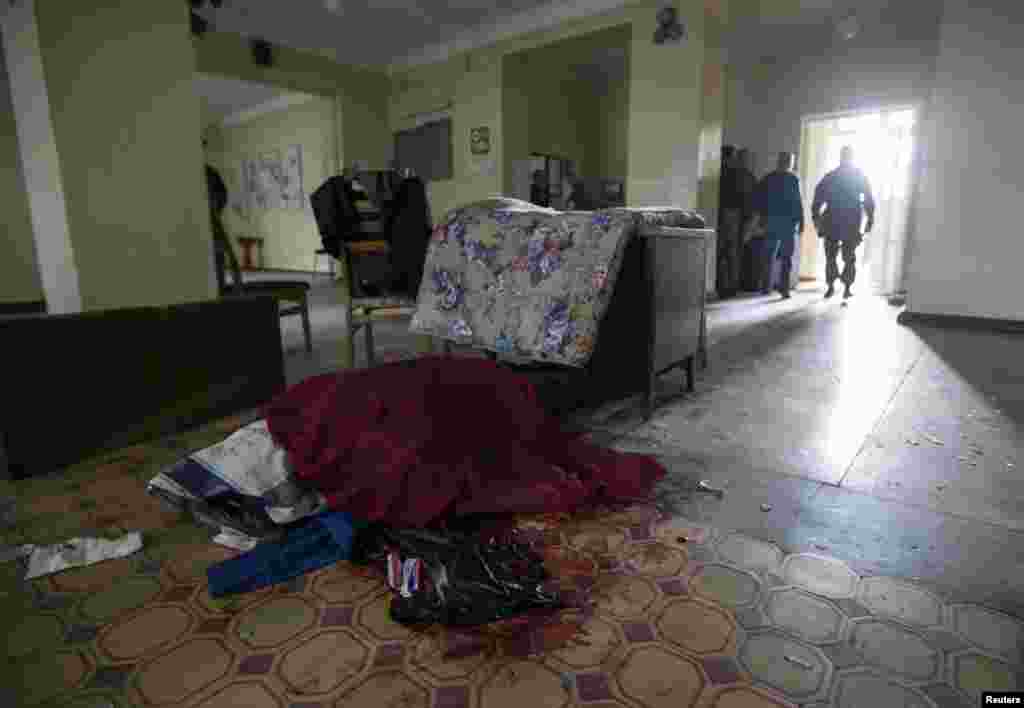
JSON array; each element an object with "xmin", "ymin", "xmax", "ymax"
[
  {"xmin": 411, "ymin": 202, "xmax": 685, "ymax": 367},
  {"xmin": 410, "ymin": 200, "xmax": 709, "ymax": 417}
]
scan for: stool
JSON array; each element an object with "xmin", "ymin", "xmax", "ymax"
[{"xmin": 314, "ymin": 249, "xmax": 336, "ymax": 277}]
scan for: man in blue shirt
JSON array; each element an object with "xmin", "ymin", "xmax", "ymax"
[
  {"xmin": 811, "ymin": 146, "xmax": 876, "ymax": 299},
  {"xmin": 752, "ymin": 152, "xmax": 804, "ymax": 299}
]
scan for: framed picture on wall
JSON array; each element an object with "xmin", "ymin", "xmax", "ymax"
[{"xmin": 470, "ymin": 126, "xmax": 491, "ymax": 155}]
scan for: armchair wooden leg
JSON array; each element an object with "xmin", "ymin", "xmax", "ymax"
[
  {"xmin": 364, "ymin": 321, "xmax": 375, "ymax": 368},
  {"xmin": 644, "ymin": 370, "xmax": 656, "ymax": 422},
  {"xmin": 300, "ymin": 299, "xmax": 313, "ymax": 355},
  {"xmin": 686, "ymin": 355, "xmax": 696, "ymax": 392}
]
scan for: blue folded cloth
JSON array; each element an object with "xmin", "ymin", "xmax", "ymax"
[{"xmin": 207, "ymin": 511, "xmax": 360, "ymax": 597}]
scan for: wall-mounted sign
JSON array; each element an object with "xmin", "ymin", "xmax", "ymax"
[{"xmin": 470, "ymin": 126, "xmax": 491, "ymax": 155}]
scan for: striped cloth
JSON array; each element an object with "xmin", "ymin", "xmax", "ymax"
[{"xmin": 147, "ymin": 420, "xmax": 326, "ymax": 549}]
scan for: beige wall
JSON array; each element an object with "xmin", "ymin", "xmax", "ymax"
[
  {"xmin": 906, "ymin": 0, "xmax": 1024, "ymax": 321},
  {"xmin": 724, "ymin": 2, "xmax": 942, "ymax": 171},
  {"xmin": 391, "ymin": 52, "xmax": 503, "ymax": 221},
  {"xmin": 594, "ymin": 73, "xmax": 630, "ymax": 180},
  {"xmin": 206, "ymin": 97, "xmax": 338, "ymax": 272},
  {"xmin": 29, "ymin": 0, "xmax": 213, "ymax": 311},
  {"xmin": 195, "ymin": 31, "xmax": 392, "ymax": 178},
  {"xmin": 0, "ymin": 42, "xmax": 43, "ymax": 305},
  {"xmin": 393, "ymin": 0, "xmax": 708, "ymax": 220}
]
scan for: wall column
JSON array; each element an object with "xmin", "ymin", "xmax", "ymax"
[{"xmin": 1, "ymin": 0, "xmax": 80, "ymax": 314}]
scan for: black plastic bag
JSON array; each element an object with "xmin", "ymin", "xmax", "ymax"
[{"xmin": 352, "ymin": 524, "xmax": 562, "ymax": 627}]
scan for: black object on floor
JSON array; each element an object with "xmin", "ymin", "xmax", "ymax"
[{"xmin": 352, "ymin": 524, "xmax": 562, "ymax": 627}]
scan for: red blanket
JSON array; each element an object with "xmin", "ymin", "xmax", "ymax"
[{"xmin": 264, "ymin": 356, "xmax": 665, "ymax": 526}]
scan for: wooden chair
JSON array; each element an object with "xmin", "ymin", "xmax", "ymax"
[
  {"xmin": 338, "ymin": 240, "xmax": 418, "ymax": 368},
  {"xmin": 215, "ymin": 228, "xmax": 313, "ymax": 354}
]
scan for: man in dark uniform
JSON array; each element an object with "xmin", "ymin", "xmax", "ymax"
[
  {"xmin": 718, "ymin": 147, "xmax": 756, "ymax": 297},
  {"xmin": 752, "ymin": 152, "xmax": 804, "ymax": 299},
  {"xmin": 811, "ymin": 145, "xmax": 875, "ymax": 299},
  {"xmin": 204, "ymin": 155, "xmax": 234, "ymax": 294}
]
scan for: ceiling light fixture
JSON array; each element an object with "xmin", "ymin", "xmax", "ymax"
[{"xmin": 836, "ymin": 12, "xmax": 859, "ymax": 41}]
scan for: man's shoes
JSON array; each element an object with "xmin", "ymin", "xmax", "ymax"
[
  {"xmin": 843, "ymin": 286, "xmax": 853, "ymax": 299},
  {"xmin": 760, "ymin": 288, "xmax": 772, "ymax": 296},
  {"xmin": 780, "ymin": 291, "xmax": 791, "ymax": 300},
  {"xmin": 825, "ymin": 284, "xmax": 835, "ymax": 299}
]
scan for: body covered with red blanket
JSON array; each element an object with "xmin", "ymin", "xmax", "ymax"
[{"xmin": 264, "ymin": 356, "xmax": 665, "ymax": 526}]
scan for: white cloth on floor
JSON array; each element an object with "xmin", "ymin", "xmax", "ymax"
[{"xmin": 23, "ymin": 532, "xmax": 143, "ymax": 579}]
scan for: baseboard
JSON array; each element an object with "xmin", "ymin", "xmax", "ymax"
[
  {"xmin": 897, "ymin": 310, "xmax": 1024, "ymax": 334},
  {"xmin": 0, "ymin": 300, "xmax": 46, "ymax": 316},
  {"xmin": 247, "ymin": 268, "xmax": 320, "ymax": 275}
]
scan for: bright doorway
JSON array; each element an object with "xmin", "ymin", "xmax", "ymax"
[{"xmin": 797, "ymin": 107, "xmax": 917, "ymax": 295}]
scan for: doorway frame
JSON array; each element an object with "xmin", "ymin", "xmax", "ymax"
[{"xmin": 796, "ymin": 103, "xmax": 920, "ymax": 292}]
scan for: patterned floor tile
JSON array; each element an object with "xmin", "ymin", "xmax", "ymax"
[
  {"xmin": 918, "ymin": 682, "xmax": 973, "ymax": 708},
  {"xmin": 948, "ymin": 603, "xmax": 1024, "ymax": 663},
  {"xmin": 621, "ymin": 542, "xmax": 687, "ymax": 577},
  {"xmin": 615, "ymin": 647, "xmax": 705, "ymax": 708},
  {"xmin": 576, "ymin": 671, "xmax": 615, "ymax": 702},
  {"xmin": 696, "ymin": 685, "xmax": 796, "ymax": 708},
  {"xmin": 236, "ymin": 596, "xmax": 318, "ymax": 648},
  {"xmin": 831, "ymin": 670, "xmax": 933, "ymax": 708},
  {"xmin": 480, "ymin": 661, "xmax": 570, "ymax": 708},
  {"xmin": 78, "ymin": 575, "xmax": 163, "ymax": 623},
  {"xmin": 738, "ymin": 631, "xmax": 831, "ymax": 702},
  {"xmin": 592, "ymin": 575, "xmax": 660, "ymax": 619},
  {"xmin": 550, "ymin": 616, "xmax": 620, "ymax": 669},
  {"xmin": 715, "ymin": 534, "xmax": 784, "ymax": 574},
  {"xmin": 701, "ymin": 655, "xmax": 746, "ymax": 685},
  {"xmin": 133, "ymin": 638, "xmax": 233, "ymax": 705},
  {"xmin": 781, "ymin": 554, "xmax": 858, "ymax": 599},
  {"xmin": 434, "ymin": 685, "xmax": 472, "ymax": 708},
  {"xmin": 193, "ymin": 681, "xmax": 282, "ymax": 708},
  {"xmin": 848, "ymin": 618, "xmax": 941, "ymax": 682},
  {"xmin": 97, "ymin": 604, "xmax": 193, "ymax": 662},
  {"xmin": 856, "ymin": 577, "xmax": 944, "ymax": 627},
  {"xmin": 763, "ymin": 588, "xmax": 845, "ymax": 644},
  {"xmin": 356, "ymin": 592, "xmax": 415, "ymax": 641},
  {"xmin": 689, "ymin": 564, "xmax": 762, "ymax": 609},
  {"xmin": 657, "ymin": 598, "xmax": 738, "ymax": 654},
  {"xmin": 278, "ymin": 630, "xmax": 370, "ymax": 694},
  {"xmin": 412, "ymin": 632, "xmax": 493, "ymax": 683}
]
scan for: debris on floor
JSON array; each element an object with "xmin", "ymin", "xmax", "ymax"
[
  {"xmin": 920, "ymin": 432, "xmax": 944, "ymax": 446},
  {"xmin": 697, "ymin": 479, "xmax": 726, "ymax": 498},
  {"xmin": 22, "ymin": 531, "xmax": 143, "ymax": 580}
]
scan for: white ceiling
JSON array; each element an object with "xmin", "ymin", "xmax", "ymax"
[
  {"xmin": 194, "ymin": 73, "xmax": 312, "ymax": 125},
  {"xmin": 193, "ymin": 0, "xmax": 918, "ymax": 73},
  {"xmin": 194, "ymin": 0, "xmax": 577, "ymax": 69}
]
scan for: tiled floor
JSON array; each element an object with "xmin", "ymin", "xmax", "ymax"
[{"xmin": 3, "ymin": 279, "xmax": 1022, "ymax": 706}]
